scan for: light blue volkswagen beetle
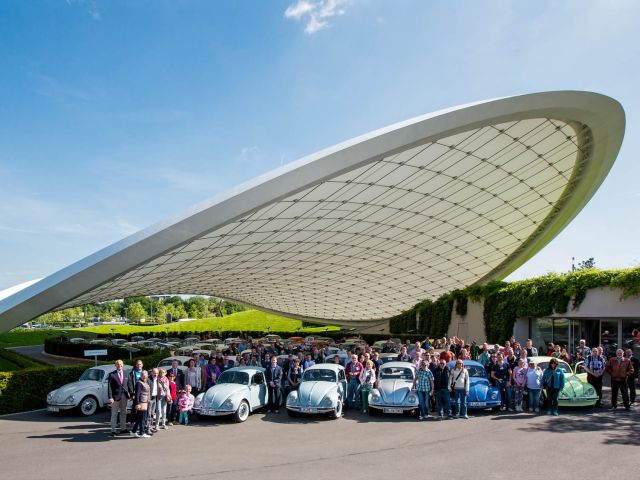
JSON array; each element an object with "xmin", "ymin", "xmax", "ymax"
[
  {"xmin": 368, "ymin": 361, "xmax": 419, "ymax": 415},
  {"xmin": 286, "ymin": 364, "xmax": 346, "ymax": 419},
  {"xmin": 193, "ymin": 367, "xmax": 267, "ymax": 422}
]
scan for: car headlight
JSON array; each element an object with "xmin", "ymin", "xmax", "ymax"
[
  {"xmin": 490, "ymin": 392, "xmax": 498, "ymax": 400},
  {"xmin": 65, "ymin": 395, "xmax": 75, "ymax": 404},
  {"xmin": 321, "ymin": 396, "xmax": 333, "ymax": 407},
  {"xmin": 559, "ymin": 392, "xmax": 568, "ymax": 399},
  {"xmin": 194, "ymin": 397, "xmax": 202, "ymax": 408},
  {"xmin": 586, "ymin": 388, "xmax": 595, "ymax": 396},
  {"xmin": 370, "ymin": 391, "xmax": 381, "ymax": 402},
  {"xmin": 407, "ymin": 393, "xmax": 418, "ymax": 404},
  {"xmin": 47, "ymin": 392, "xmax": 54, "ymax": 402},
  {"xmin": 221, "ymin": 399, "xmax": 234, "ymax": 410},
  {"xmin": 287, "ymin": 391, "xmax": 298, "ymax": 404}
]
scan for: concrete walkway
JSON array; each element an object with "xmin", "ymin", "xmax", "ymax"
[{"xmin": 7, "ymin": 345, "xmax": 89, "ymax": 366}]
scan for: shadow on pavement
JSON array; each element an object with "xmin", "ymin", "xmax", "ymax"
[
  {"xmin": 27, "ymin": 425, "xmax": 115, "ymax": 443},
  {"xmin": 0, "ymin": 409, "xmax": 111, "ymax": 423},
  {"xmin": 506, "ymin": 407, "xmax": 640, "ymax": 446}
]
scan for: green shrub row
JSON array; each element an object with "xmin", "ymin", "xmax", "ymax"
[
  {"xmin": 0, "ymin": 348, "xmax": 46, "ymax": 370},
  {"xmin": 0, "ymin": 351, "xmax": 168, "ymax": 415},
  {"xmin": 389, "ymin": 267, "xmax": 640, "ymax": 343}
]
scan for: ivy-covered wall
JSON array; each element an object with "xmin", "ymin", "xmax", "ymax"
[{"xmin": 389, "ymin": 267, "xmax": 640, "ymax": 342}]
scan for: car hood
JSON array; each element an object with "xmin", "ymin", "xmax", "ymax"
[
  {"xmin": 297, "ymin": 381, "xmax": 336, "ymax": 406},
  {"xmin": 378, "ymin": 379, "xmax": 412, "ymax": 404},
  {"xmin": 562, "ymin": 376, "xmax": 593, "ymax": 398},
  {"xmin": 49, "ymin": 381, "xmax": 100, "ymax": 402},
  {"xmin": 202, "ymin": 383, "xmax": 248, "ymax": 407},
  {"xmin": 468, "ymin": 378, "xmax": 496, "ymax": 402}
]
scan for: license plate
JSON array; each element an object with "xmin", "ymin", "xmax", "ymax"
[
  {"xmin": 468, "ymin": 402, "xmax": 484, "ymax": 407},
  {"xmin": 383, "ymin": 408, "xmax": 403, "ymax": 414},
  {"xmin": 47, "ymin": 406, "xmax": 60, "ymax": 412},
  {"xmin": 301, "ymin": 407, "xmax": 317, "ymax": 413}
]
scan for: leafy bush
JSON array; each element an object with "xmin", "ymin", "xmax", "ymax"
[{"xmin": 0, "ymin": 351, "xmax": 168, "ymax": 415}]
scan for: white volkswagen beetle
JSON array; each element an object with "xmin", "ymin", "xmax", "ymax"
[
  {"xmin": 368, "ymin": 361, "xmax": 419, "ymax": 415},
  {"xmin": 193, "ymin": 367, "xmax": 267, "ymax": 422},
  {"xmin": 286, "ymin": 364, "xmax": 346, "ymax": 419},
  {"xmin": 46, "ymin": 364, "xmax": 132, "ymax": 416}
]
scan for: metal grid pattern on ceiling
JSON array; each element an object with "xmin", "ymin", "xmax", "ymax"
[{"xmin": 62, "ymin": 118, "xmax": 588, "ymax": 321}]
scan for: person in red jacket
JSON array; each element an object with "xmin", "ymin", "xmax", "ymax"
[
  {"xmin": 606, "ymin": 349, "xmax": 634, "ymax": 411},
  {"xmin": 345, "ymin": 354, "xmax": 363, "ymax": 410}
]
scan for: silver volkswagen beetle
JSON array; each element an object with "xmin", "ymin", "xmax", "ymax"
[
  {"xmin": 368, "ymin": 361, "xmax": 419, "ymax": 415},
  {"xmin": 193, "ymin": 367, "xmax": 267, "ymax": 422},
  {"xmin": 286, "ymin": 363, "xmax": 346, "ymax": 419},
  {"xmin": 47, "ymin": 364, "xmax": 132, "ymax": 416}
]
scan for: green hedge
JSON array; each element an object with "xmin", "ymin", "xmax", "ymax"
[
  {"xmin": 390, "ymin": 267, "xmax": 640, "ymax": 343},
  {"xmin": 0, "ymin": 351, "xmax": 167, "ymax": 415},
  {"xmin": 0, "ymin": 348, "xmax": 46, "ymax": 370}
]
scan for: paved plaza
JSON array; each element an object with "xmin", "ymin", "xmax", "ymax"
[{"xmin": 1, "ymin": 406, "xmax": 637, "ymax": 479}]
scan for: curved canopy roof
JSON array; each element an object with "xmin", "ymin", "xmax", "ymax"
[{"xmin": 0, "ymin": 91, "xmax": 625, "ymax": 331}]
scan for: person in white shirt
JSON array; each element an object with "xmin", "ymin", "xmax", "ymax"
[
  {"xmin": 449, "ymin": 359, "xmax": 470, "ymax": 419},
  {"xmin": 525, "ymin": 360, "xmax": 543, "ymax": 412}
]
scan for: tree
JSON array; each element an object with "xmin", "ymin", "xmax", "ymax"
[
  {"xmin": 576, "ymin": 257, "xmax": 596, "ymax": 271},
  {"xmin": 154, "ymin": 305, "xmax": 168, "ymax": 325},
  {"xmin": 127, "ymin": 302, "xmax": 146, "ymax": 321}
]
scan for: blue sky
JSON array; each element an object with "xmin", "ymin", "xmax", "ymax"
[{"xmin": 1, "ymin": 0, "xmax": 639, "ymax": 291}]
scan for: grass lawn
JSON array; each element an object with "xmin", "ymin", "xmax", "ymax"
[
  {"xmin": 0, "ymin": 330, "xmax": 63, "ymax": 348},
  {"xmin": 77, "ymin": 310, "xmax": 340, "ymax": 335},
  {"xmin": 0, "ymin": 357, "xmax": 19, "ymax": 371}
]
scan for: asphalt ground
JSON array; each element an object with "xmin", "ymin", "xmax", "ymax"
[
  {"xmin": 7, "ymin": 345, "xmax": 88, "ymax": 366},
  {"xmin": 0, "ymin": 403, "xmax": 637, "ymax": 480}
]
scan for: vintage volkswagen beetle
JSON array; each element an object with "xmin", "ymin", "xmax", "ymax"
[
  {"xmin": 447, "ymin": 360, "xmax": 501, "ymax": 410},
  {"xmin": 286, "ymin": 364, "xmax": 346, "ymax": 419},
  {"xmin": 193, "ymin": 367, "xmax": 267, "ymax": 422},
  {"xmin": 529, "ymin": 356, "xmax": 598, "ymax": 407},
  {"xmin": 368, "ymin": 361, "xmax": 418, "ymax": 415},
  {"xmin": 47, "ymin": 364, "xmax": 132, "ymax": 416}
]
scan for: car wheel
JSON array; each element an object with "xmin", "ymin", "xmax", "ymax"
[
  {"xmin": 329, "ymin": 400, "xmax": 342, "ymax": 419},
  {"xmin": 234, "ymin": 400, "xmax": 250, "ymax": 423},
  {"xmin": 78, "ymin": 396, "xmax": 99, "ymax": 416}
]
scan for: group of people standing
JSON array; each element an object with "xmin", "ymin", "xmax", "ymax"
[{"xmin": 107, "ymin": 358, "xmax": 196, "ymax": 437}]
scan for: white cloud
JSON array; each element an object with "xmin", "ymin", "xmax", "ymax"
[{"xmin": 284, "ymin": 0, "xmax": 349, "ymax": 34}]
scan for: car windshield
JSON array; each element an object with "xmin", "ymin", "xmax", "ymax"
[
  {"xmin": 380, "ymin": 366, "xmax": 414, "ymax": 380},
  {"xmin": 302, "ymin": 369, "xmax": 336, "ymax": 382},
  {"xmin": 467, "ymin": 366, "xmax": 487, "ymax": 378},
  {"xmin": 79, "ymin": 368, "xmax": 105, "ymax": 382},
  {"xmin": 217, "ymin": 371, "xmax": 249, "ymax": 385},
  {"xmin": 536, "ymin": 361, "xmax": 572, "ymax": 374}
]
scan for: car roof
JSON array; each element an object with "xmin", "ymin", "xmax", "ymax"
[
  {"xmin": 226, "ymin": 366, "xmax": 265, "ymax": 374},
  {"xmin": 380, "ymin": 361, "xmax": 415, "ymax": 369},
  {"xmin": 306, "ymin": 363, "xmax": 344, "ymax": 372},
  {"xmin": 446, "ymin": 359, "xmax": 484, "ymax": 368},
  {"xmin": 89, "ymin": 365, "xmax": 133, "ymax": 372}
]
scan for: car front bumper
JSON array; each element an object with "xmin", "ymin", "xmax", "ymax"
[
  {"xmin": 286, "ymin": 405, "xmax": 335, "ymax": 413},
  {"xmin": 194, "ymin": 407, "xmax": 235, "ymax": 417},
  {"xmin": 46, "ymin": 403, "xmax": 77, "ymax": 412},
  {"xmin": 558, "ymin": 396, "xmax": 598, "ymax": 407},
  {"xmin": 369, "ymin": 403, "xmax": 418, "ymax": 412}
]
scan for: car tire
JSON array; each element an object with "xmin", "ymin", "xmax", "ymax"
[
  {"xmin": 78, "ymin": 395, "xmax": 99, "ymax": 416},
  {"xmin": 234, "ymin": 400, "xmax": 250, "ymax": 423},
  {"xmin": 329, "ymin": 400, "xmax": 342, "ymax": 419}
]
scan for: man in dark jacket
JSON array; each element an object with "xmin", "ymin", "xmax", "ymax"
[
  {"xmin": 264, "ymin": 356, "xmax": 283, "ymax": 413},
  {"xmin": 433, "ymin": 359, "xmax": 452, "ymax": 419},
  {"xmin": 167, "ymin": 359, "xmax": 185, "ymax": 391},
  {"xmin": 108, "ymin": 359, "xmax": 133, "ymax": 436}
]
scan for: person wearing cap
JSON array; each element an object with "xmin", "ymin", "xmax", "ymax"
[{"xmin": 525, "ymin": 360, "xmax": 543, "ymax": 412}]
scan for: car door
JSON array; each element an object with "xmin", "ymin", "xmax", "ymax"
[
  {"xmin": 250, "ymin": 373, "xmax": 267, "ymax": 408},
  {"xmin": 337, "ymin": 369, "xmax": 347, "ymax": 399}
]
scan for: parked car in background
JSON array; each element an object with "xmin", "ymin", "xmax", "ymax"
[
  {"xmin": 286, "ymin": 364, "xmax": 346, "ymax": 419},
  {"xmin": 47, "ymin": 365, "xmax": 133, "ymax": 416},
  {"xmin": 193, "ymin": 367, "xmax": 267, "ymax": 422},
  {"xmin": 156, "ymin": 356, "xmax": 192, "ymax": 371},
  {"xmin": 368, "ymin": 362, "xmax": 418, "ymax": 415}
]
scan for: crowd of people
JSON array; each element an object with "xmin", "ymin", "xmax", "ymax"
[{"xmin": 106, "ymin": 330, "xmax": 639, "ymax": 437}]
